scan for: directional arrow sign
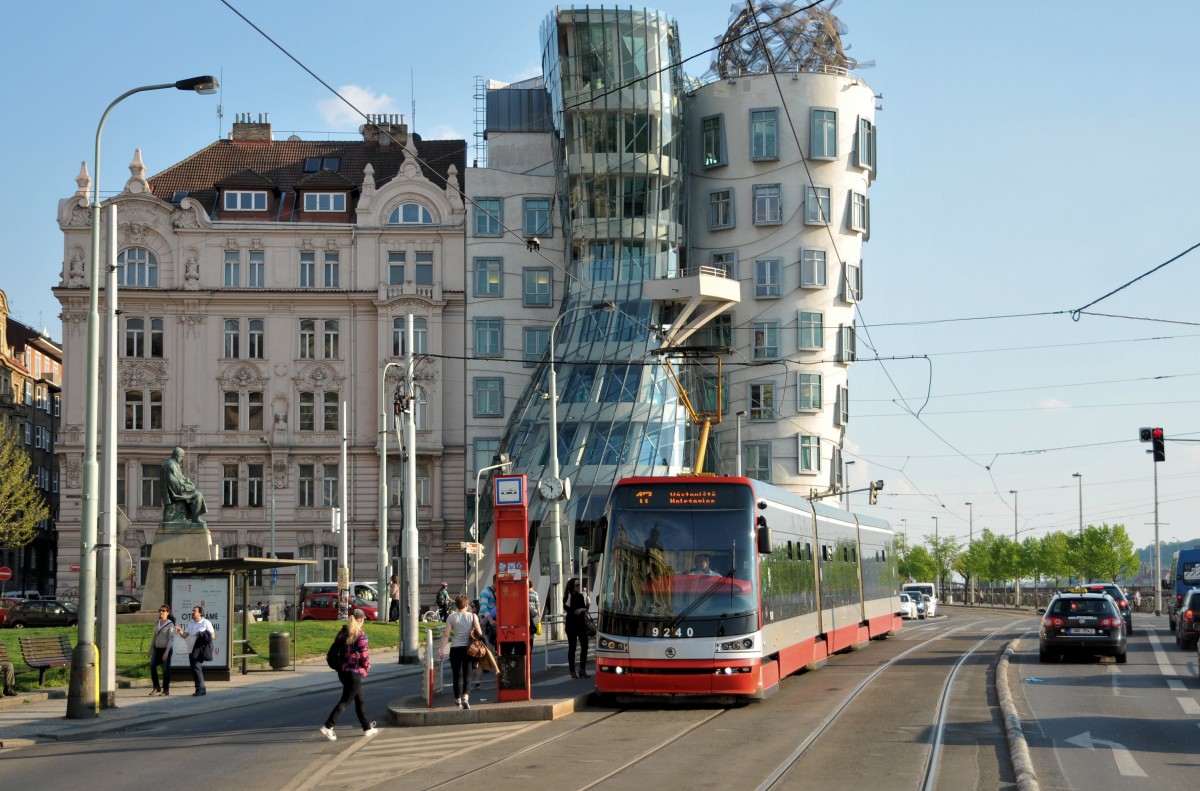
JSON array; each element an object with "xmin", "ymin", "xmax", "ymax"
[{"xmin": 1065, "ymin": 732, "xmax": 1146, "ymax": 777}]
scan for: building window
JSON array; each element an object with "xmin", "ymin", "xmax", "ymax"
[
  {"xmin": 323, "ymin": 392, "xmax": 339, "ymax": 431},
  {"xmin": 749, "ymin": 381, "xmax": 776, "ymax": 421},
  {"xmin": 223, "ymin": 463, "xmax": 239, "ymax": 507},
  {"xmin": 223, "ymin": 319, "xmax": 240, "ymax": 359},
  {"xmin": 473, "ymin": 257, "xmax": 502, "ymax": 297},
  {"xmin": 413, "ymin": 386, "xmax": 428, "ymax": 430},
  {"xmin": 323, "ymin": 251, "xmax": 340, "ymax": 288},
  {"xmin": 474, "ymin": 378, "xmax": 503, "ymax": 417},
  {"xmin": 323, "ymin": 320, "xmax": 339, "ymax": 359},
  {"xmin": 141, "ymin": 463, "xmax": 162, "ymax": 506},
  {"xmin": 711, "ymin": 251, "xmax": 737, "ymax": 279},
  {"xmin": 708, "ymin": 314, "xmax": 732, "ymax": 347},
  {"xmin": 798, "ymin": 373, "xmax": 822, "ymax": 410},
  {"xmin": 303, "ymin": 193, "xmax": 346, "ymax": 212},
  {"xmin": 523, "ymin": 198, "xmax": 552, "ymax": 237},
  {"xmin": 299, "ymin": 464, "xmax": 315, "ymax": 507},
  {"xmin": 248, "ymin": 319, "xmax": 264, "ymax": 359},
  {"xmin": 224, "ymin": 250, "xmax": 240, "ymax": 287},
  {"xmin": 117, "ymin": 247, "xmax": 158, "ymax": 287},
  {"xmin": 523, "ymin": 327, "xmax": 549, "ymax": 365},
  {"xmin": 298, "ymin": 319, "xmax": 315, "ymax": 359},
  {"xmin": 248, "ymin": 390, "xmax": 264, "ymax": 431},
  {"xmin": 838, "ymin": 324, "xmax": 857, "ymax": 363},
  {"xmin": 125, "ymin": 318, "xmax": 145, "ymax": 357},
  {"xmin": 474, "ymin": 318, "xmax": 502, "ymax": 357},
  {"xmin": 124, "ymin": 390, "xmax": 162, "ymax": 430},
  {"xmin": 750, "ymin": 108, "xmax": 779, "ymax": 160},
  {"xmin": 804, "ymin": 186, "xmax": 831, "ymax": 225},
  {"xmin": 223, "ymin": 391, "xmax": 240, "ymax": 431},
  {"xmin": 708, "ymin": 189, "xmax": 734, "ymax": 229},
  {"xmin": 850, "ymin": 192, "xmax": 869, "ymax": 234},
  {"xmin": 299, "ymin": 251, "xmax": 315, "ymax": 288},
  {"xmin": 474, "ymin": 198, "xmax": 502, "ymax": 236},
  {"xmin": 248, "ymin": 250, "xmax": 265, "ymax": 288},
  {"xmin": 835, "ymin": 385, "xmax": 849, "ymax": 426},
  {"xmin": 843, "ymin": 262, "xmax": 862, "ymax": 302},
  {"xmin": 702, "ymin": 114, "xmax": 725, "ymax": 167},
  {"xmin": 388, "ymin": 202, "xmax": 434, "ymax": 224},
  {"xmin": 299, "ymin": 392, "xmax": 315, "ymax": 432},
  {"xmin": 247, "ymin": 464, "xmax": 264, "ymax": 508},
  {"xmin": 415, "ymin": 251, "xmax": 434, "ymax": 285},
  {"xmin": 856, "ymin": 117, "xmax": 876, "ymax": 170},
  {"xmin": 754, "ymin": 259, "xmax": 781, "ymax": 298},
  {"xmin": 387, "ymin": 251, "xmax": 405, "ymax": 284},
  {"xmin": 799, "ymin": 311, "xmax": 824, "ymax": 350},
  {"xmin": 391, "ymin": 317, "xmax": 428, "ymax": 356},
  {"xmin": 810, "ymin": 108, "xmax": 837, "ymax": 159},
  {"xmin": 601, "ymin": 365, "xmax": 641, "ymax": 403},
  {"xmin": 752, "ymin": 321, "xmax": 779, "ymax": 360},
  {"xmin": 473, "ymin": 438, "xmax": 500, "ymax": 475},
  {"xmin": 523, "ymin": 268, "xmax": 552, "ymax": 307},
  {"xmin": 799, "ymin": 435, "xmax": 821, "ymax": 472},
  {"xmin": 801, "ymin": 249, "xmax": 827, "ymax": 288},
  {"xmin": 224, "ymin": 190, "xmax": 267, "ymax": 211},
  {"xmin": 322, "ymin": 465, "xmax": 338, "ymax": 507},
  {"xmin": 744, "ymin": 443, "xmax": 771, "ymax": 482},
  {"xmin": 752, "ymin": 184, "xmax": 782, "ymax": 225},
  {"xmin": 583, "ymin": 422, "xmax": 631, "ymax": 466}
]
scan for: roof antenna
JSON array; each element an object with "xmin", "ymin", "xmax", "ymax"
[
  {"xmin": 410, "ymin": 67, "xmax": 416, "ymax": 135},
  {"xmin": 217, "ymin": 67, "xmax": 225, "ymax": 139}
]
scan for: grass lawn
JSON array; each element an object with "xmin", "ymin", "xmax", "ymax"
[{"xmin": 0, "ymin": 620, "xmax": 442, "ymax": 693}]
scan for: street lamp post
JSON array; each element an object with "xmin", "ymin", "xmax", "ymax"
[
  {"xmin": 932, "ymin": 516, "xmax": 939, "ymax": 595},
  {"xmin": 965, "ymin": 502, "xmax": 973, "ymax": 605},
  {"xmin": 735, "ymin": 410, "xmax": 747, "ymax": 477},
  {"xmin": 378, "ymin": 361, "xmax": 405, "ymax": 623},
  {"xmin": 545, "ymin": 301, "xmax": 613, "ymax": 639},
  {"xmin": 1072, "ymin": 473, "xmax": 1083, "ymax": 536},
  {"xmin": 1010, "ymin": 490, "xmax": 1019, "ymax": 608},
  {"xmin": 844, "ymin": 460, "xmax": 855, "ymax": 510},
  {"xmin": 473, "ymin": 456, "xmax": 513, "ymax": 602},
  {"xmin": 68, "ymin": 75, "xmax": 218, "ymax": 721},
  {"xmin": 900, "ymin": 518, "xmax": 907, "ymax": 544}
]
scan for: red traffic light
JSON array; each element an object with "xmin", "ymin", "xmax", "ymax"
[{"xmin": 1151, "ymin": 428, "xmax": 1164, "ymax": 440}]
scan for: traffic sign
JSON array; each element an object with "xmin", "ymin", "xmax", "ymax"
[
  {"xmin": 0, "ymin": 567, "xmax": 10, "ymax": 581},
  {"xmin": 465, "ymin": 542, "xmax": 484, "ymax": 556},
  {"xmin": 70, "ymin": 563, "xmax": 81, "ymax": 572}
]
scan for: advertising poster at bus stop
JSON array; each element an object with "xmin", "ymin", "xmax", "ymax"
[{"xmin": 169, "ymin": 575, "xmax": 230, "ymax": 671}]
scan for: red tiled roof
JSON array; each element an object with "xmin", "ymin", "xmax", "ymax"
[{"xmin": 148, "ymin": 135, "xmax": 466, "ymax": 220}]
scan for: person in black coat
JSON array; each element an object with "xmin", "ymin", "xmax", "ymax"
[{"xmin": 563, "ymin": 577, "xmax": 591, "ymax": 678}]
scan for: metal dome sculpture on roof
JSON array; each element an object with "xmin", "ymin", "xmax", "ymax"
[{"xmin": 712, "ymin": 1, "xmax": 864, "ymax": 78}]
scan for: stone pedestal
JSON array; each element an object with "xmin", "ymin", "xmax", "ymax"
[{"xmin": 141, "ymin": 524, "xmax": 214, "ymax": 609}]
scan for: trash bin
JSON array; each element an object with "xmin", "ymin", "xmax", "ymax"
[{"xmin": 269, "ymin": 632, "xmax": 290, "ymax": 669}]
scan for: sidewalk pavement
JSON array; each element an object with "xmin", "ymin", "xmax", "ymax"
[{"xmin": 0, "ymin": 644, "xmax": 592, "ymax": 748}]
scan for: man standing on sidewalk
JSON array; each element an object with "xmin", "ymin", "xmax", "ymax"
[{"xmin": 2, "ymin": 657, "xmax": 16, "ymax": 696}]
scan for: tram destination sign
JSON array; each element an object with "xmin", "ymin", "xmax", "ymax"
[{"xmin": 618, "ymin": 482, "xmax": 746, "ymax": 509}]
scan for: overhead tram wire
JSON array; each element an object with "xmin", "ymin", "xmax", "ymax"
[{"xmin": 1071, "ymin": 239, "xmax": 1200, "ymax": 320}]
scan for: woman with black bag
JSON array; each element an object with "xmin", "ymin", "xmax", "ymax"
[
  {"xmin": 563, "ymin": 578, "xmax": 591, "ymax": 679},
  {"xmin": 438, "ymin": 594, "xmax": 483, "ymax": 709}
]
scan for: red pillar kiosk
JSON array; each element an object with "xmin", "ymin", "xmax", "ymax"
[{"xmin": 493, "ymin": 474, "xmax": 531, "ymax": 701}]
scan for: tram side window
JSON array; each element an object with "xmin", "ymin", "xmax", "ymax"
[{"xmin": 821, "ymin": 545, "xmax": 832, "ymax": 561}]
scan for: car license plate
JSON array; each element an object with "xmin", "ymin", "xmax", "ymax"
[{"xmin": 1068, "ymin": 628, "xmax": 1096, "ymax": 635}]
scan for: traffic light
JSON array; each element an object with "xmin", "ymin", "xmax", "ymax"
[
  {"xmin": 1139, "ymin": 427, "xmax": 1153, "ymax": 443},
  {"xmin": 1152, "ymin": 427, "xmax": 1166, "ymax": 462},
  {"xmin": 869, "ymin": 480, "xmax": 883, "ymax": 505}
]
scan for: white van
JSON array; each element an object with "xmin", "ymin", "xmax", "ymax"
[{"xmin": 902, "ymin": 582, "xmax": 938, "ymax": 616}]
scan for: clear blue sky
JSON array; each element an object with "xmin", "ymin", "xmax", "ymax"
[{"xmin": 4, "ymin": 1, "xmax": 1198, "ymax": 559}]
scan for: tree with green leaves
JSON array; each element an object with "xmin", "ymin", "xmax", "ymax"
[
  {"xmin": 900, "ymin": 544, "xmax": 937, "ymax": 585},
  {"xmin": 0, "ymin": 418, "xmax": 49, "ymax": 548},
  {"xmin": 1074, "ymin": 523, "xmax": 1140, "ymax": 583}
]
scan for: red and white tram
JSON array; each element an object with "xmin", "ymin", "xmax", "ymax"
[{"xmin": 592, "ymin": 475, "xmax": 901, "ymax": 702}]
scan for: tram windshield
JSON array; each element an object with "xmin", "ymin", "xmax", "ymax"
[{"xmin": 599, "ymin": 481, "xmax": 758, "ymax": 637}]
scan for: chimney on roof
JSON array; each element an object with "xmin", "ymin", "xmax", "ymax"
[
  {"xmin": 231, "ymin": 113, "xmax": 273, "ymax": 142},
  {"xmin": 360, "ymin": 114, "xmax": 408, "ymax": 148}
]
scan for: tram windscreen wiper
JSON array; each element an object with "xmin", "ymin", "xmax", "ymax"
[{"xmin": 668, "ymin": 568, "xmax": 735, "ymax": 630}]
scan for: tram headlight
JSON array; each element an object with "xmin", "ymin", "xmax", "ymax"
[
  {"xmin": 717, "ymin": 637, "xmax": 756, "ymax": 652},
  {"xmin": 599, "ymin": 637, "xmax": 627, "ymax": 652}
]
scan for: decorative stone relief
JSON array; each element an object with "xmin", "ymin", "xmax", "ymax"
[
  {"xmin": 67, "ymin": 252, "xmax": 86, "ymax": 287},
  {"xmin": 446, "ymin": 164, "xmax": 463, "ymax": 211},
  {"xmin": 179, "ymin": 314, "xmax": 205, "ymax": 339},
  {"xmin": 75, "ymin": 161, "xmax": 91, "ymax": 199},
  {"xmin": 66, "ymin": 456, "xmax": 81, "ymax": 489},
  {"xmin": 183, "ymin": 252, "xmax": 200, "ymax": 289},
  {"xmin": 124, "ymin": 148, "xmax": 149, "ymax": 194}
]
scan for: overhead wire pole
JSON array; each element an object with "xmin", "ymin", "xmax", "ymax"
[
  {"xmin": 98, "ymin": 205, "xmax": 119, "ymax": 708},
  {"xmin": 379, "ymin": 361, "xmax": 404, "ymax": 625},
  {"xmin": 402, "ymin": 313, "xmax": 419, "ymax": 663}
]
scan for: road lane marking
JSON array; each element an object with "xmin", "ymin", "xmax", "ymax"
[
  {"xmin": 1147, "ymin": 632, "xmax": 1178, "ymax": 677},
  {"xmin": 1065, "ymin": 731, "xmax": 1147, "ymax": 778},
  {"xmin": 1178, "ymin": 697, "xmax": 1200, "ymax": 715}
]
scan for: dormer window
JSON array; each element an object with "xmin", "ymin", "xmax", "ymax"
[
  {"xmin": 303, "ymin": 193, "xmax": 346, "ymax": 212},
  {"xmin": 225, "ymin": 190, "xmax": 267, "ymax": 211},
  {"xmin": 304, "ymin": 157, "xmax": 341, "ymax": 173},
  {"xmin": 388, "ymin": 202, "xmax": 433, "ymax": 224}
]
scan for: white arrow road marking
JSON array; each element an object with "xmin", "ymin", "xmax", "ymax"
[{"xmin": 1065, "ymin": 731, "xmax": 1147, "ymax": 777}]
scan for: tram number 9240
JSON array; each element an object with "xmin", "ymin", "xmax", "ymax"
[{"xmin": 650, "ymin": 626, "xmax": 694, "ymax": 638}]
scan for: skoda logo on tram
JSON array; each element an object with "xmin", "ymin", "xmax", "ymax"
[{"xmin": 664, "ymin": 647, "xmax": 676, "ymax": 658}]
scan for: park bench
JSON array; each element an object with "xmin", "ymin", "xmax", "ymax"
[{"xmin": 19, "ymin": 634, "xmax": 73, "ymax": 685}]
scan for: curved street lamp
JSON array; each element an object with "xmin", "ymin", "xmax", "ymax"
[{"xmin": 70, "ymin": 76, "xmax": 218, "ymax": 720}]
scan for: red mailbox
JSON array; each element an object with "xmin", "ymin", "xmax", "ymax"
[{"xmin": 493, "ymin": 474, "xmax": 531, "ymax": 702}]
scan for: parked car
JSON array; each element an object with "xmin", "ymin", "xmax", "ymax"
[
  {"xmin": 1174, "ymin": 588, "xmax": 1200, "ymax": 649},
  {"xmin": 1039, "ymin": 592, "xmax": 1126, "ymax": 663},
  {"xmin": 5, "ymin": 600, "xmax": 79, "ymax": 629},
  {"xmin": 0, "ymin": 597, "xmax": 21, "ymax": 628},
  {"xmin": 116, "ymin": 594, "xmax": 142, "ymax": 614},
  {"xmin": 299, "ymin": 593, "xmax": 379, "ymax": 621},
  {"xmin": 898, "ymin": 593, "xmax": 918, "ymax": 620},
  {"xmin": 922, "ymin": 594, "xmax": 937, "ymax": 618}
]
